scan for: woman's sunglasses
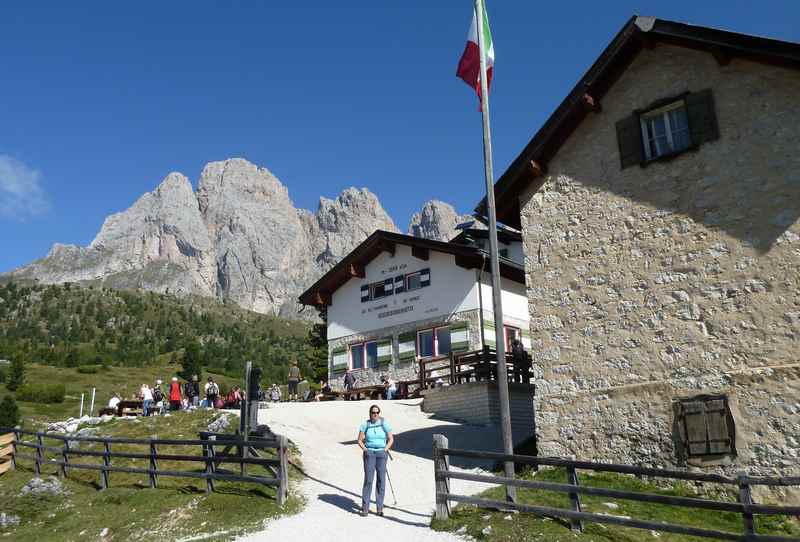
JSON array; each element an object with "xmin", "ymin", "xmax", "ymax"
[{"xmin": 370, "ymin": 410, "xmax": 380, "ymax": 415}]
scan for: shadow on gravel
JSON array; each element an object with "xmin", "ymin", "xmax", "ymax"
[
  {"xmin": 318, "ymin": 493, "xmax": 361, "ymax": 514},
  {"xmin": 384, "ymin": 423, "xmax": 503, "ymax": 469}
]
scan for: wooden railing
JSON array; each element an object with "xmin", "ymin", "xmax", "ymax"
[
  {"xmin": 2, "ymin": 427, "xmax": 289, "ymax": 504},
  {"xmin": 432, "ymin": 435, "xmax": 800, "ymax": 541},
  {"xmin": 0, "ymin": 433, "xmax": 13, "ymax": 475},
  {"xmin": 418, "ymin": 347, "xmax": 533, "ymax": 390}
]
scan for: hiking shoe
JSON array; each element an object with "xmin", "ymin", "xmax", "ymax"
[
  {"xmin": 360, "ymin": 508, "xmax": 369, "ymax": 517},
  {"xmin": 377, "ymin": 509, "xmax": 384, "ymax": 517}
]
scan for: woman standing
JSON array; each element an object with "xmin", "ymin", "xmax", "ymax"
[
  {"xmin": 169, "ymin": 377, "xmax": 182, "ymax": 411},
  {"xmin": 357, "ymin": 404, "xmax": 394, "ymax": 517}
]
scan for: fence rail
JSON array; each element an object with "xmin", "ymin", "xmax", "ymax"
[
  {"xmin": 418, "ymin": 347, "xmax": 532, "ymax": 391},
  {"xmin": 1, "ymin": 427, "xmax": 289, "ymax": 504},
  {"xmin": 432, "ymin": 434, "xmax": 800, "ymax": 542}
]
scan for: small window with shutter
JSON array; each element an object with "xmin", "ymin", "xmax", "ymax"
[
  {"xmin": 676, "ymin": 395, "xmax": 736, "ymax": 458},
  {"xmin": 616, "ymin": 89, "xmax": 719, "ymax": 168}
]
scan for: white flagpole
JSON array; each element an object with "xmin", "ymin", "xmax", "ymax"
[{"xmin": 474, "ymin": 0, "xmax": 516, "ymax": 502}]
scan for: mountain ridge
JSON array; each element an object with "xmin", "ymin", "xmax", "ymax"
[{"xmin": 6, "ymin": 158, "xmax": 470, "ymax": 318}]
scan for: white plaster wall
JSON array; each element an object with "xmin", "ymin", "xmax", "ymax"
[
  {"xmin": 479, "ymin": 274, "xmax": 530, "ymax": 323},
  {"xmin": 327, "ymin": 245, "xmax": 480, "ymax": 339}
]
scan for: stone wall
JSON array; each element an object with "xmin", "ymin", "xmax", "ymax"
[
  {"xmin": 517, "ymin": 43, "xmax": 800, "ymax": 490},
  {"xmin": 422, "ymin": 382, "xmax": 536, "ymax": 447},
  {"xmin": 327, "ymin": 309, "xmax": 483, "ymax": 389}
]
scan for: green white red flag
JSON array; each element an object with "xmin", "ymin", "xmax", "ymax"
[{"xmin": 456, "ymin": 2, "xmax": 494, "ymax": 101}]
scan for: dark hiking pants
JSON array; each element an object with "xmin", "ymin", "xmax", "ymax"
[{"xmin": 362, "ymin": 449, "xmax": 387, "ymax": 511}]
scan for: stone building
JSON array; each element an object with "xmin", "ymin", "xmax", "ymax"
[
  {"xmin": 482, "ymin": 16, "xmax": 800, "ymax": 496},
  {"xmin": 299, "ymin": 230, "xmax": 530, "ymax": 388}
]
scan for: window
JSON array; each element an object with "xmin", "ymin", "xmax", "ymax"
[
  {"xmin": 350, "ymin": 341, "xmax": 378, "ymax": 369},
  {"xmin": 640, "ymin": 102, "xmax": 691, "ymax": 160},
  {"xmin": 499, "ymin": 248, "xmax": 509, "ymax": 258},
  {"xmin": 417, "ymin": 326, "xmax": 450, "ymax": 358},
  {"xmin": 675, "ymin": 395, "xmax": 736, "ymax": 459},
  {"xmin": 361, "ymin": 278, "xmax": 394, "ymax": 303},
  {"xmin": 616, "ymin": 89, "xmax": 719, "ymax": 169},
  {"xmin": 405, "ymin": 267, "xmax": 431, "ymax": 292}
]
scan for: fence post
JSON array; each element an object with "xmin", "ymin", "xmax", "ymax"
[
  {"xmin": 202, "ymin": 441, "xmax": 215, "ymax": 494},
  {"xmin": 11, "ymin": 430, "xmax": 18, "ymax": 471},
  {"xmin": 60, "ymin": 439, "xmax": 70, "ymax": 478},
  {"xmin": 34, "ymin": 433, "xmax": 43, "ymax": 476},
  {"xmin": 737, "ymin": 472, "xmax": 756, "ymax": 537},
  {"xmin": 567, "ymin": 465, "xmax": 584, "ymax": 533},
  {"xmin": 100, "ymin": 442, "xmax": 111, "ymax": 489},
  {"xmin": 449, "ymin": 352, "xmax": 456, "ymax": 385},
  {"xmin": 277, "ymin": 435, "xmax": 288, "ymax": 506},
  {"xmin": 149, "ymin": 442, "xmax": 158, "ymax": 489},
  {"xmin": 433, "ymin": 434, "xmax": 451, "ymax": 520},
  {"xmin": 419, "ymin": 359, "xmax": 425, "ymax": 390}
]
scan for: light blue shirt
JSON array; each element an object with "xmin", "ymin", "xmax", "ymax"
[{"xmin": 359, "ymin": 418, "xmax": 392, "ymax": 449}]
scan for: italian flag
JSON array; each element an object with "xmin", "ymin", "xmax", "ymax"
[{"xmin": 456, "ymin": 2, "xmax": 494, "ymax": 101}]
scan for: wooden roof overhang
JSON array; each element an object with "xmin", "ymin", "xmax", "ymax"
[
  {"xmin": 477, "ymin": 16, "xmax": 800, "ymax": 229},
  {"xmin": 298, "ymin": 230, "xmax": 525, "ymax": 308}
]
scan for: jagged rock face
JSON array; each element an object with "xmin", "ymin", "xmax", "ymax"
[
  {"xmin": 408, "ymin": 200, "xmax": 473, "ymax": 242},
  {"xmin": 10, "ymin": 173, "xmax": 216, "ymax": 297},
  {"xmin": 7, "ymin": 158, "xmax": 464, "ymax": 318}
]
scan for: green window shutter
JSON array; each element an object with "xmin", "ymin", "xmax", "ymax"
[
  {"xmin": 615, "ymin": 114, "xmax": 645, "ymax": 169},
  {"xmin": 377, "ymin": 338, "xmax": 393, "ymax": 365},
  {"xmin": 398, "ymin": 332, "xmax": 416, "ymax": 361},
  {"xmin": 686, "ymin": 89, "xmax": 720, "ymax": 146},
  {"xmin": 483, "ymin": 320, "xmax": 496, "ymax": 348},
  {"xmin": 331, "ymin": 347, "xmax": 348, "ymax": 373},
  {"xmin": 450, "ymin": 321, "xmax": 470, "ymax": 352}
]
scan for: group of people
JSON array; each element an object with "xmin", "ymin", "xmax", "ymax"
[
  {"xmin": 342, "ymin": 370, "xmax": 398, "ymax": 400},
  {"xmin": 107, "ymin": 375, "xmax": 247, "ymax": 416}
]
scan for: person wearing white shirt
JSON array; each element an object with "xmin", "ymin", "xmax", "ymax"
[{"xmin": 141, "ymin": 384, "xmax": 153, "ymax": 416}]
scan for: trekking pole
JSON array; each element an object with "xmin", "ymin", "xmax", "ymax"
[{"xmin": 386, "ymin": 451, "xmax": 398, "ymax": 505}]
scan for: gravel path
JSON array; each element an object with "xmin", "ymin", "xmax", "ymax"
[{"xmin": 237, "ymin": 399, "xmax": 498, "ymax": 542}]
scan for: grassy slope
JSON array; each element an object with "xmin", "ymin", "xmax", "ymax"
[
  {"xmin": 2, "ymin": 362, "xmax": 243, "ymax": 427},
  {"xmin": 0, "ymin": 410, "xmax": 303, "ymax": 542},
  {"xmin": 431, "ymin": 467, "xmax": 800, "ymax": 542}
]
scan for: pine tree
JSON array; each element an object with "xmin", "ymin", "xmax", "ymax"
[
  {"xmin": 179, "ymin": 341, "xmax": 203, "ymax": 381},
  {"xmin": 0, "ymin": 396, "xmax": 19, "ymax": 428},
  {"xmin": 6, "ymin": 357, "xmax": 25, "ymax": 391},
  {"xmin": 307, "ymin": 309, "xmax": 329, "ymax": 383}
]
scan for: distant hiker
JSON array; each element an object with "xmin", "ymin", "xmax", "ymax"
[
  {"xmin": 153, "ymin": 379, "xmax": 166, "ymax": 415},
  {"xmin": 226, "ymin": 385, "xmax": 243, "ymax": 409},
  {"xmin": 316, "ymin": 380, "xmax": 332, "ymax": 401},
  {"xmin": 184, "ymin": 375, "xmax": 200, "ymax": 407},
  {"xmin": 108, "ymin": 392, "xmax": 121, "ymax": 410},
  {"xmin": 205, "ymin": 377, "xmax": 219, "ymax": 409},
  {"xmin": 287, "ymin": 359, "xmax": 301, "ymax": 402},
  {"xmin": 169, "ymin": 377, "xmax": 182, "ymax": 410},
  {"xmin": 381, "ymin": 375, "xmax": 397, "ymax": 400},
  {"xmin": 357, "ymin": 404, "xmax": 394, "ymax": 516},
  {"xmin": 343, "ymin": 370, "xmax": 356, "ymax": 401},
  {"xmin": 141, "ymin": 384, "xmax": 153, "ymax": 416},
  {"xmin": 269, "ymin": 383, "xmax": 281, "ymax": 402}
]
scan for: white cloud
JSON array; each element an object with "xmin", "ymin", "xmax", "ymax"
[{"xmin": 0, "ymin": 155, "xmax": 49, "ymax": 220}]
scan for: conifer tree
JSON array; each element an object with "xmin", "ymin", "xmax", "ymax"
[
  {"xmin": 179, "ymin": 341, "xmax": 203, "ymax": 381},
  {"xmin": 6, "ymin": 357, "xmax": 25, "ymax": 392},
  {"xmin": 0, "ymin": 395, "xmax": 20, "ymax": 428}
]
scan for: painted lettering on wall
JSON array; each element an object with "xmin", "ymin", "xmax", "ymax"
[
  {"xmin": 381, "ymin": 263, "xmax": 407, "ymax": 275},
  {"xmin": 378, "ymin": 305, "xmax": 413, "ymax": 319}
]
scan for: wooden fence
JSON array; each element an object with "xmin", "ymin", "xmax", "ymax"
[
  {"xmin": 0, "ymin": 433, "xmax": 13, "ymax": 475},
  {"xmin": 432, "ymin": 435, "xmax": 800, "ymax": 541},
  {"xmin": 2, "ymin": 427, "xmax": 289, "ymax": 504}
]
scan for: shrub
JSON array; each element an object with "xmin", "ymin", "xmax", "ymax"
[
  {"xmin": 15, "ymin": 383, "xmax": 66, "ymax": 404},
  {"xmin": 77, "ymin": 365, "xmax": 99, "ymax": 374},
  {"xmin": 6, "ymin": 358, "xmax": 24, "ymax": 391},
  {"xmin": 0, "ymin": 367, "xmax": 6, "ymax": 383},
  {"xmin": 0, "ymin": 395, "xmax": 20, "ymax": 428}
]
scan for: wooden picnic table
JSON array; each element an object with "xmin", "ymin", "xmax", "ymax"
[{"xmin": 116, "ymin": 400, "xmax": 144, "ymax": 416}]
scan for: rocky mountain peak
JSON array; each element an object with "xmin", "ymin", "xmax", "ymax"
[{"xmin": 408, "ymin": 200, "xmax": 473, "ymax": 242}]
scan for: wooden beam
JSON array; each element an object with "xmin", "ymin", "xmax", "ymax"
[
  {"xmin": 582, "ymin": 93, "xmax": 601, "ymax": 113},
  {"xmin": 313, "ymin": 291, "xmax": 331, "ymax": 306},
  {"xmin": 347, "ymin": 263, "xmax": 365, "ymax": 278},
  {"xmin": 640, "ymin": 34, "xmax": 656, "ymax": 50},
  {"xmin": 411, "ymin": 246, "xmax": 429, "ymax": 261},
  {"xmin": 454, "ymin": 254, "xmax": 475, "ymax": 270},
  {"xmin": 710, "ymin": 46, "xmax": 731, "ymax": 66},
  {"xmin": 528, "ymin": 160, "xmax": 546, "ymax": 179}
]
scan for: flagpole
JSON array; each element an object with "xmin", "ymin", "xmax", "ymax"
[{"xmin": 474, "ymin": 0, "xmax": 516, "ymax": 502}]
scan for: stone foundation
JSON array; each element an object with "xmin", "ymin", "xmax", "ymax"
[{"xmin": 422, "ymin": 382, "xmax": 536, "ymax": 447}]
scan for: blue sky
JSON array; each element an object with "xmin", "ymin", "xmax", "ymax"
[{"xmin": 2, "ymin": 1, "xmax": 799, "ymax": 272}]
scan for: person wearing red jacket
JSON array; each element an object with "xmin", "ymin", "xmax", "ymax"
[{"xmin": 169, "ymin": 377, "xmax": 182, "ymax": 411}]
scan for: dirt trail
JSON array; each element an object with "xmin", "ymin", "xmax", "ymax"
[{"xmin": 237, "ymin": 398, "xmax": 497, "ymax": 541}]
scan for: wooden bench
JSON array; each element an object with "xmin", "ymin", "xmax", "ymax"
[{"xmin": 116, "ymin": 400, "xmax": 144, "ymax": 416}]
